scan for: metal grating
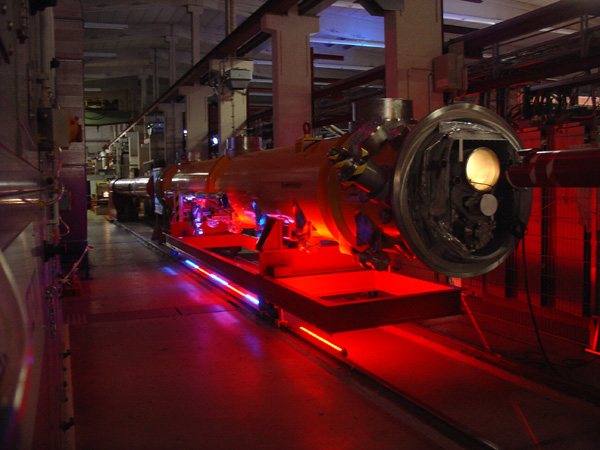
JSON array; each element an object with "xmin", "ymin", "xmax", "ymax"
[{"xmin": 461, "ymin": 124, "xmax": 597, "ymax": 344}]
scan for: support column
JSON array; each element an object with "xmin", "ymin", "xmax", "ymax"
[
  {"xmin": 384, "ymin": 1, "xmax": 444, "ymax": 120},
  {"xmin": 261, "ymin": 6, "xmax": 319, "ymax": 147},
  {"xmin": 139, "ymin": 75, "xmax": 149, "ymax": 112},
  {"xmin": 213, "ymin": 59, "xmax": 253, "ymax": 154},
  {"xmin": 187, "ymin": 5, "xmax": 204, "ymax": 65},
  {"xmin": 225, "ymin": 0, "xmax": 236, "ymax": 35},
  {"xmin": 166, "ymin": 33, "xmax": 178, "ymax": 85},
  {"xmin": 53, "ymin": 0, "xmax": 88, "ymax": 278},
  {"xmin": 180, "ymin": 85, "xmax": 213, "ymax": 161},
  {"xmin": 153, "ymin": 47, "xmax": 160, "ymax": 98},
  {"xmin": 162, "ymin": 102, "xmax": 186, "ymax": 165}
]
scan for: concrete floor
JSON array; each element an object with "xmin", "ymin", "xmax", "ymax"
[
  {"xmin": 64, "ymin": 213, "xmax": 446, "ymax": 449},
  {"xmin": 65, "ymin": 212, "xmax": 600, "ymax": 449},
  {"xmin": 333, "ymin": 325, "xmax": 600, "ymax": 449}
]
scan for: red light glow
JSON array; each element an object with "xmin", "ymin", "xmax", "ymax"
[
  {"xmin": 184, "ymin": 259, "xmax": 259, "ymax": 307},
  {"xmin": 226, "ymin": 284, "xmax": 245, "ymax": 296},
  {"xmin": 299, "ymin": 326, "xmax": 346, "ymax": 354}
]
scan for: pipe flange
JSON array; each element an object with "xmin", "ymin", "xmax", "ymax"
[{"xmin": 392, "ymin": 103, "xmax": 532, "ymax": 278}]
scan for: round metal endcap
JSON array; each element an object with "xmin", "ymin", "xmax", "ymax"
[
  {"xmin": 480, "ymin": 194, "xmax": 498, "ymax": 216},
  {"xmin": 392, "ymin": 103, "xmax": 533, "ymax": 278}
]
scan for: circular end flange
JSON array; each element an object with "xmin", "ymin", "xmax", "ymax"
[{"xmin": 393, "ymin": 103, "xmax": 532, "ymax": 278}]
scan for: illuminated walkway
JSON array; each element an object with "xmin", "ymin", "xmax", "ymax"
[{"xmin": 64, "ymin": 212, "xmax": 444, "ymax": 449}]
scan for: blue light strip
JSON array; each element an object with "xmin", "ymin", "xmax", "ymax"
[
  {"xmin": 185, "ymin": 259, "xmax": 199, "ymax": 269},
  {"xmin": 209, "ymin": 273, "xmax": 228, "ymax": 286},
  {"xmin": 184, "ymin": 258, "xmax": 260, "ymax": 308}
]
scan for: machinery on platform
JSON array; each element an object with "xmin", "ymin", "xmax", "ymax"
[{"xmin": 109, "ymin": 99, "xmax": 599, "ymax": 333}]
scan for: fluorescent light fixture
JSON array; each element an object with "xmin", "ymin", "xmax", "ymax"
[
  {"xmin": 184, "ymin": 259, "xmax": 199, "ymax": 269},
  {"xmin": 184, "ymin": 258, "xmax": 261, "ymax": 308},
  {"xmin": 540, "ymin": 27, "xmax": 575, "ymax": 36},
  {"xmin": 253, "ymin": 60, "xmax": 373, "ymax": 71},
  {"xmin": 443, "ymin": 13, "xmax": 500, "ymax": 26},
  {"xmin": 84, "ymin": 22, "xmax": 129, "ymax": 30},
  {"xmin": 299, "ymin": 326, "xmax": 347, "ymax": 355},
  {"xmin": 84, "ymin": 87, "xmax": 102, "ymax": 92},
  {"xmin": 332, "ymin": 1, "xmax": 363, "ymax": 9},
  {"xmin": 315, "ymin": 62, "xmax": 373, "ymax": 71},
  {"xmin": 244, "ymin": 294, "xmax": 259, "ymax": 305},
  {"xmin": 249, "ymin": 78, "xmax": 272, "ymax": 84},
  {"xmin": 310, "ymin": 37, "xmax": 385, "ymax": 48},
  {"xmin": 84, "ymin": 52, "xmax": 117, "ymax": 58},
  {"xmin": 252, "ymin": 79, "xmax": 336, "ymax": 87},
  {"xmin": 209, "ymin": 273, "xmax": 228, "ymax": 286}
]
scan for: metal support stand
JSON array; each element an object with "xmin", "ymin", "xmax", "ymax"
[
  {"xmin": 259, "ymin": 298, "xmax": 287, "ymax": 328},
  {"xmin": 586, "ymin": 316, "xmax": 600, "ymax": 355}
]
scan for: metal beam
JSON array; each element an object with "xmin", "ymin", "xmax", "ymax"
[
  {"xmin": 313, "ymin": 65, "xmax": 385, "ymax": 99},
  {"xmin": 443, "ymin": 24, "xmax": 478, "ymax": 36},
  {"xmin": 467, "ymin": 53, "xmax": 600, "ymax": 94},
  {"xmin": 298, "ymin": 0, "xmax": 337, "ymax": 16},
  {"xmin": 357, "ymin": 0, "xmax": 383, "ymax": 16},
  {"xmin": 236, "ymin": 32, "xmax": 271, "ymax": 57},
  {"xmin": 83, "ymin": 0, "xmax": 220, "ymax": 13},
  {"xmin": 165, "ymin": 235, "xmax": 461, "ymax": 334},
  {"xmin": 448, "ymin": 0, "xmax": 600, "ymax": 53},
  {"xmin": 529, "ymin": 72, "xmax": 600, "ymax": 92}
]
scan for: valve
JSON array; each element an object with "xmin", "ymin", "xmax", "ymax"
[{"xmin": 327, "ymin": 145, "xmax": 390, "ymax": 202}]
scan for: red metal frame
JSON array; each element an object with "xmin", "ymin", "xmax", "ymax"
[{"xmin": 165, "ymin": 231, "xmax": 462, "ymax": 334}]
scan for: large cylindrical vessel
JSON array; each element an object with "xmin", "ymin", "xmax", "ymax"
[
  {"xmin": 113, "ymin": 101, "xmax": 535, "ymax": 277},
  {"xmin": 159, "ymin": 134, "xmax": 396, "ymax": 251},
  {"xmin": 112, "ymin": 177, "xmax": 153, "ymax": 198}
]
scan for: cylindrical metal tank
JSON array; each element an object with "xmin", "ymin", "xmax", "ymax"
[
  {"xmin": 158, "ymin": 134, "xmax": 383, "ymax": 250},
  {"xmin": 216, "ymin": 136, "xmax": 356, "ymax": 246},
  {"xmin": 506, "ymin": 148, "xmax": 600, "ymax": 188},
  {"xmin": 114, "ymin": 101, "xmax": 537, "ymax": 277},
  {"xmin": 112, "ymin": 177, "xmax": 153, "ymax": 198}
]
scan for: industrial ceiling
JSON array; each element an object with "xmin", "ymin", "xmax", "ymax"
[{"xmin": 82, "ymin": 0, "xmax": 599, "ymax": 105}]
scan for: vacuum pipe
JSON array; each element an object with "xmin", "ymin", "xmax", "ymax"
[{"xmin": 507, "ymin": 148, "xmax": 600, "ymax": 188}]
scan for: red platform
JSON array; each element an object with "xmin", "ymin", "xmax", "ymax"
[{"xmin": 165, "ymin": 233, "xmax": 462, "ymax": 334}]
